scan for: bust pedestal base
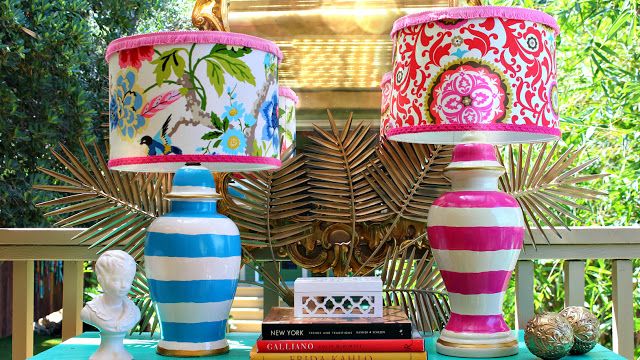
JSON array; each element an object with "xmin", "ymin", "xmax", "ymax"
[{"xmin": 90, "ymin": 332, "xmax": 131, "ymax": 360}]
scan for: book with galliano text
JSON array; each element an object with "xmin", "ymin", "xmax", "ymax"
[
  {"xmin": 261, "ymin": 306, "xmax": 412, "ymax": 340},
  {"xmin": 249, "ymin": 345, "xmax": 427, "ymax": 360},
  {"xmin": 256, "ymin": 329, "xmax": 424, "ymax": 353}
]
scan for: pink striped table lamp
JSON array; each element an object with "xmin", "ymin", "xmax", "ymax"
[{"xmin": 386, "ymin": 6, "xmax": 561, "ymax": 357}]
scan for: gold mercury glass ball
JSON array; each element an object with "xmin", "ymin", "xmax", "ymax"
[
  {"xmin": 559, "ymin": 306, "xmax": 600, "ymax": 354},
  {"xmin": 525, "ymin": 312, "xmax": 574, "ymax": 360}
]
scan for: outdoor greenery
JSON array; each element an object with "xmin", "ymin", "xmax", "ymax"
[
  {"xmin": 491, "ymin": 0, "xmax": 640, "ymax": 356},
  {"xmin": 0, "ymin": 0, "xmax": 191, "ymax": 228},
  {"xmin": 0, "ymin": 0, "xmax": 638, "ymax": 356}
]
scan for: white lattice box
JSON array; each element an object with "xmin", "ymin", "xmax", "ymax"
[{"xmin": 294, "ymin": 277, "xmax": 383, "ymax": 318}]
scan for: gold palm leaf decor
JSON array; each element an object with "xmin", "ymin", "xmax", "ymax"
[
  {"xmin": 356, "ymin": 140, "xmax": 453, "ymax": 274},
  {"xmin": 305, "ymin": 110, "xmax": 390, "ymax": 275},
  {"xmin": 222, "ymin": 151, "xmax": 312, "ymax": 300},
  {"xmin": 499, "ymin": 142, "xmax": 607, "ymax": 244},
  {"xmin": 225, "ymin": 154, "xmax": 311, "ymax": 249},
  {"xmin": 35, "ymin": 142, "xmax": 172, "ymax": 260},
  {"xmin": 382, "ymin": 244, "xmax": 450, "ymax": 333},
  {"xmin": 130, "ymin": 267, "xmax": 159, "ymax": 335}
]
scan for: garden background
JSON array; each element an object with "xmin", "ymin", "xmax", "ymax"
[{"xmin": 0, "ymin": 0, "xmax": 638, "ymax": 357}]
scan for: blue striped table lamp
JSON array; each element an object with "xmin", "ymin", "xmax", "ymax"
[{"xmin": 106, "ymin": 31, "xmax": 283, "ymax": 356}]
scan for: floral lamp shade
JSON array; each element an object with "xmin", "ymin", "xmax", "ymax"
[
  {"xmin": 106, "ymin": 31, "xmax": 283, "ymax": 172},
  {"xmin": 388, "ymin": 7, "xmax": 561, "ymax": 145},
  {"xmin": 278, "ymin": 86, "xmax": 298, "ymax": 156},
  {"xmin": 379, "ymin": 72, "xmax": 392, "ymax": 139}
]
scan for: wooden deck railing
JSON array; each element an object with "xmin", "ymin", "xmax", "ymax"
[{"xmin": 0, "ymin": 226, "xmax": 638, "ymax": 359}]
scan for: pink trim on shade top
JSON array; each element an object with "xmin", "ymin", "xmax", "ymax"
[
  {"xmin": 428, "ymin": 227, "xmax": 524, "ymax": 251},
  {"xmin": 432, "ymin": 192, "xmax": 520, "ymax": 208},
  {"xmin": 445, "ymin": 313, "xmax": 510, "ymax": 333},
  {"xmin": 278, "ymin": 86, "xmax": 299, "ymax": 104},
  {"xmin": 108, "ymin": 155, "xmax": 281, "ymax": 169},
  {"xmin": 390, "ymin": 6, "xmax": 560, "ymax": 38},
  {"xmin": 386, "ymin": 123, "xmax": 561, "ymax": 138},
  {"xmin": 440, "ymin": 270, "xmax": 512, "ymax": 294},
  {"xmin": 452, "ymin": 143, "xmax": 497, "ymax": 162},
  {"xmin": 380, "ymin": 72, "xmax": 392, "ymax": 87},
  {"xmin": 106, "ymin": 31, "xmax": 283, "ymax": 62}
]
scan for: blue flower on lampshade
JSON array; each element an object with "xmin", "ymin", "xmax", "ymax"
[
  {"xmin": 223, "ymin": 101, "xmax": 245, "ymax": 123},
  {"xmin": 111, "ymin": 70, "xmax": 146, "ymax": 139},
  {"xmin": 243, "ymin": 113, "xmax": 256, "ymax": 127},
  {"xmin": 261, "ymin": 92, "xmax": 279, "ymax": 149},
  {"xmin": 220, "ymin": 128, "xmax": 247, "ymax": 155}
]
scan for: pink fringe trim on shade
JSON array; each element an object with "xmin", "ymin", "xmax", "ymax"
[
  {"xmin": 108, "ymin": 154, "xmax": 281, "ymax": 169},
  {"xmin": 386, "ymin": 123, "xmax": 561, "ymax": 138},
  {"xmin": 390, "ymin": 6, "xmax": 560, "ymax": 38},
  {"xmin": 106, "ymin": 31, "xmax": 283, "ymax": 63},
  {"xmin": 278, "ymin": 86, "xmax": 299, "ymax": 104},
  {"xmin": 380, "ymin": 72, "xmax": 392, "ymax": 87}
]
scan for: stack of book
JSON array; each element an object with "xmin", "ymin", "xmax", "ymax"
[{"xmin": 250, "ymin": 306, "xmax": 427, "ymax": 359}]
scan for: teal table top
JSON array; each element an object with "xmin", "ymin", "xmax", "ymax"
[
  {"xmin": 424, "ymin": 331, "xmax": 625, "ymax": 360},
  {"xmin": 30, "ymin": 331, "xmax": 625, "ymax": 359}
]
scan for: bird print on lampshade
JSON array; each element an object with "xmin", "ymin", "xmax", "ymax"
[{"xmin": 140, "ymin": 115, "xmax": 183, "ymax": 156}]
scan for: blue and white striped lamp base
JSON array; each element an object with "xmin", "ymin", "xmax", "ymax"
[{"xmin": 145, "ymin": 165, "xmax": 241, "ymax": 357}]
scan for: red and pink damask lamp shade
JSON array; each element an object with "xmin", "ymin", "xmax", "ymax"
[
  {"xmin": 106, "ymin": 31, "xmax": 283, "ymax": 172},
  {"xmin": 379, "ymin": 72, "xmax": 392, "ymax": 139},
  {"xmin": 388, "ymin": 6, "xmax": 560, "ymax": 144},
  {"xmin": 387, "ymin": 7, "xmax": 561, "ymax": 358}
]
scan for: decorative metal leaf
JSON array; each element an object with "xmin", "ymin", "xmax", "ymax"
[
  {"xmin": 356, "ymin": 140, "xmax": 453, "ymax": 274},
  {"xmin": 35, "ymin": 142, "xmax": 172, "ymax": 260},
  {"xmin": 225, "ymin": 154, "xmax": 312, "ymax": 248},
  {"xmin": 499, "ymin": 142, "xmax": 607, "ymax": 245},
  {"xmin": 130, "ymin": 268, "xmax": 159, "ymax": 335},
  {"xmin": 382, "ymin": 243, "xmax": 450, "ymax": 333},
  {"xmin": 223, "ymin": 150, "xmax": 312, "ymax": 297},
  {"xmin": 307, "ymin": 110, "xmax": 390, "ymax": 270}
]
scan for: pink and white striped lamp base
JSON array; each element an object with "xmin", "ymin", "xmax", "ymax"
[{"xmin": 427, "ymin": 143, "xmax": 523, "ymax": 358}]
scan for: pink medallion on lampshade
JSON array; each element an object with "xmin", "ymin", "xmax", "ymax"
[
  {"xmin": 379, "ymin": 72, "xmax": 392, "ymax": 139},
  {"xmin": 388, "ymin": 6, "xmax": 560, "ymax": 144}
]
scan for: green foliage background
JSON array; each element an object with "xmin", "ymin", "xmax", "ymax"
[
  {"xmin": 0, "ymin": 0, "xmax": 638, "ymax": 356},
  {"xmin": 0, "ymin": 0, "xmax": 191, "ymax": 228},
  {"xmin": 490, "ymin": 0, "xmax": 640, "ymax": 356}
]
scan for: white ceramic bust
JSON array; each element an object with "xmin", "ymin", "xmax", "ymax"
[{"xmin": 81, "ymin": 250, "xmax": 141, "ymax": 360}]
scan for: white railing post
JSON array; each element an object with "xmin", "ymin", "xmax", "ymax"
[
  {"xmin": 12, "ymin": 261, "xmax": 34, "ymax": 360},
  {"xmin": 563, "ymin": 260, "xmax": 585, "ymax": 307},
  {"xmin": 515, "ymin": 260, "xmax": 535, "ymax": 331},
  {"xmin": 62, "ymin": 261, "xmax": 84, "ymax": 341},
  {"xmin": 612, "ymin": 259, "xmax": 634, "ymax": 359},
  {"xmin": 239, "ymin": 265, "xmax": 246, "ymax": 281}
]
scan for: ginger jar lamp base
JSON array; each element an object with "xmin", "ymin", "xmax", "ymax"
[
  {"xmin": 427, "ymin": 142, "xmax": 524, "ymax": 358},
  {"xmin": 145, "ymin": 165, "xmax": 241, "ymax": 357}
]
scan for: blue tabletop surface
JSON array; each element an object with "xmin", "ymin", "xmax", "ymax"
[
  {"xmin": 30, "ymin": 330, "xmax": 625, "ymax": 359},
  {"xmin": 424, "ymin": 331, "xmax": 626, "ymax": 360}
]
